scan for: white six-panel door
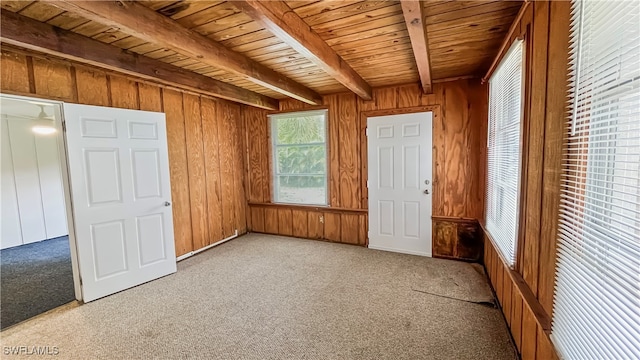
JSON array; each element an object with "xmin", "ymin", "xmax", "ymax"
[
  {"xmin": 63, "ymin": 104, "xmax": 176, "ymax": 302},
  {"xmin": 367, "ymin": 112, "xmax": 433, "ymax": 256}
]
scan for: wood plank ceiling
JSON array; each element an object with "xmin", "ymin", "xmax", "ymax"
[{"xmin": 0, "ymin": 0, "xmax": 522, "ymax": 103}]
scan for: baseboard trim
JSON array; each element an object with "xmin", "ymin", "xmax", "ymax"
[{"xmin": 176, "ymin": 230, "xmax": 239, "ymax": 262}]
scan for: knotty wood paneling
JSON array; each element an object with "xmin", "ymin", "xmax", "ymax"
[
  {"xmin": 217, "ymin": 102, "xmax": 238, "ymax": 238},
  {"xmin": 229, "ymin": 103, "xmax": 248, "ymax": 234},
  {"xmin": 485, "ymin": 233, "xmax": 558, "ymax": 360},
  {"xmin": 201, "ymin": 97, "xmax": 224, "ymax": 243},
  {"xmin": 245, "ymin": 79, "xmax": 487, "ymax": 253},
  {"xmin": 32, "ymin": 57, "xmax": 76, "ymax": 102},
  {"xmin": 0, "ymin": 50, "xmax": 30, "ymax": 94},
  {"xmin": 75, "ymin": 67, "xmax": 109, "ymax": 106},
  {"xmin": 109, "ymin": 75, "xmax": 138, "ymax": 109},
  {"xmin": 481, "ymin": 2, "xmax": 569, "ymax": 359},
  {"xmin": 161, "ymin": 89, "xmax": 193, "ymax": 256},
  {"xmin": 0, "ymin": 46, "xmax": 249, "ymax": 257},
  {"xmin": 183, "ymin": 93, "xmax": 209, "ymax": 250}
]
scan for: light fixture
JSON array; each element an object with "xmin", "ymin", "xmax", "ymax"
[
  {"xmin": 30, "ymin": 105, "xmax": 56, "ymax": 135},
  {"xmin": 32, "ymin": 124, "xmax": 57, "ymax": 135}
]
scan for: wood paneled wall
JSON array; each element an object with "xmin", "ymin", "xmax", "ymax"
[
  {"xmin": 243, "ymin": 79, "xmax": 488, "ymax": 255},
  {"xmin": 0, "ymin": 46, "xmax": 248, "ymax": 257},
  {"xmin": 482, "ymin": 1, "xmax": 570, "ymax": 359}
]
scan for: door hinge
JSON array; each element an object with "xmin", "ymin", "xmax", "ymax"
[
  {"xmin": 365, "ymin": 127, "xmax": 369, "ymax": 137},
  {"xmin": 62, "ymin": 121, "xmax": 67, "ymax": 132},
  {"xmin": 367, "ymin": 180, "xmax": 370, "ymax": 188}
]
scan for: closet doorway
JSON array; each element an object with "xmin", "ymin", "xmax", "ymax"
[{"xmin": 0, "ymin": 96, "xmax": 76, "ymax": 329}]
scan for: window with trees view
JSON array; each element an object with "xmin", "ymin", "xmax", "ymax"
[{"xmin": 270, "ymin": 110, "xmax": 328, "ymax": 205}]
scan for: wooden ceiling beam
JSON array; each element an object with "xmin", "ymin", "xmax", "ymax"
[
  {"xmin": 400, "ymin": 0, "xmax": 433, "ymax": 94},
  {"xmin": 234, "ymin": 0, "xmax": 372, "ymax": 100},
  {"xmin": 0, "ymin": 11, "xmax": 278, "ymax": 110},
  {"xmin": 49, "ymin": 0, "xmax": 322, "ymax": 105}
]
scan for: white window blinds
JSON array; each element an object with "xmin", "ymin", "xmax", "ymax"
[
  {"xmin": 486, "ymin": 40, "xmax": 524, "ymax": 266},
  {"xmin": 552, "ymin": 0, "xmax": 640, "ymax": 359}
]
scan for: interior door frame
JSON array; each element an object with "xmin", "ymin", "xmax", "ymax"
[
  {"xmin": 361, "ymin": 105, "xmax": 441, "ymax": 248},
  {"xmin": 1, "ymin": 93, "xmax": 83, "ymax": 301}
]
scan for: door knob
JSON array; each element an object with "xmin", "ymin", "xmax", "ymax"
[
  {"xmin": 164, "ymin": 201, "xmax": 171, "ymax": 206},
  {"xmin": 423, "ymin": 189, "xmax": 430, "ymax": 195}
]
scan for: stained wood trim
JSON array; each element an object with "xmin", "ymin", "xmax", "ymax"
[
  {"xmin": 482, "ymin": 1, "xmax": 532, "ymax": 83},
  {"xmin": 482, "ymin": 225, "xmax": 552, "ymax": 332},
  {"xmin": 0, "ymin": 11, "xmax": 278, "ymax": 110},
  {"xmin": 360, "ymin": 105, "xmax": 440, "ymax": 118},
  {"xmin": 432, "ymin": 75, "xmax": 478, "ymax": 84},
  {"xmin": 268, "ymin": 105, "xmax": 329, "ymax": 115},
  {"xmin": 234, "ymin": 1, "xmax": 372, "ymax": 100},
  {"xmin": 400, "ymin": 0, "xmax": 433, "ymax": 94},
  {"xmin": 431, "ymin": 216, "xmax": 478, "ymax": 223},
  {"xmin": 50, "ymin": 0, "xmax": 322, "ymax": 105},
  {"xmin": 248, "ymin": 202, "xmax": 367, "ymax": 214}
]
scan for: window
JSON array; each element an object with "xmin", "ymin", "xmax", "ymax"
[
  {"xmin": 270, "ymin": 110, "xmax": 328, "ymax": 206},
  {"xmin": 552, "ymin": 1, "xmax": 640, "ymax": 359},
  {"xmin": 485, "ymin": 40, "xmax": 524, "ymax": 266}
]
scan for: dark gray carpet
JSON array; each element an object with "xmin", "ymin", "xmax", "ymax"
[{"xmin": 1, "ymin": 236, "xmax": 75, "ymax": 329}]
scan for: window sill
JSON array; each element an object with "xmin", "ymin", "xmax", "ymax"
[{"xmin": 247, "ymin": 202, "xmax": 367, "ymax": 214}]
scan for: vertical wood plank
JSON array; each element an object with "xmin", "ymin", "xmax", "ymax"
[
  {"xmin": 108, "ymin": 75, "xmax": 138, "ymax": 109},
  {"xmin": 218, "ymin": 101, "xmax": 237, "ymax": 237},
  {"xmin": 136, "ymin": 83, "xmax": 162, "ymax": 112},
  {"xmin": 397, "ymin": 83, "xmax": 422, "ymax": 108},
  {"xmin": 358, "ymin": 213, "xmax": 367, "ymax": 245},
  {"xmin": 496, "ymin": 262, "xmax": 505, "ymax": 306},
  {"xmin": 0, "ymin": 50, "xmax": 30, "ymax": 94},
  {"xmin": 325, "ymin": 94, "xmax": 341, "ymax": 207},
  {"xmin": 340, "ymin": 213, "xmax": 359, "ymax": 244},
  {"xmin": 292, "ymin": 209, "xmax": 308, "ymax": 238},
  {"xmin": 32, "ymin": 57, "xmax": 75, "ymax": 101},
  {"xmin": 307, "ymin": 211, "xmax": 323, "ymax": 239},
  {"xmin": 522, "ymin": 0, "xmax": 550, "ymax": 294},
  {"xmin": 521, "ymin": 306, "xmax": 538, "ymax": 360},
  {"xmin": 434, "ymin": 220, "xmax": 456, "ymax": 257},
  {"xmin": 250, "ymin": 207, "xmax": 265, "ymax": 233},
  {"xmin": 183, "ymin": 93, "xmax": 209, "ymax": 249},
  {"xmin": 374, "ymin": 86, "xmax": 398, "ymax": 109},
  {"xmin": 536, "ymin": 325, "xmax": 557, "ymax": 360},
  {"xmin": 279, "ymin": 98, "xmax": 306, "ymax": 111},
  {"xmin": 432, "ymin": 91, "xmax": 446, "ymax": 217},
  {"xmin": 246, "ymin": 107, "xmax": 266, "ymax": 203},
  {"xmin": 75, "ymin": 67, "xmax": 109, "ymax": 106},
  {"xmin": 229, "ymin": 103, "xmax": 247, "ymax": 233},
  {"xmin": 277, "ymin": 208, "xmax": 293, "ymax": 236},
  {"xmin": 360, "ymin": 112, "xmax": 369, "ymax": 209},
  {"xmin": 511, "ymin": 289, "xmax": 524, "ymax": 351},
  {"xmin": 163, "ymin": 89, "xmax": 192, "ymax": 256},
  {"xmin": 201, "ymin": 97, "xmax": 224, "ymax": 242},
  {"xmin": 503, "ymin": 271, "xmax": 513, "ymax": 327},
  {"xmin": 338, "ymin": 93, "xmax": 359, "ymax": 208},
  {"xmin": 323, "ymin": 212, "xmax": 341, "ymax": 242},
  {"xmin": 467, "ymin": 80, "xmax": 488, "ymax": 219},
  {"xmin": 440, "ymin": 80, "xmax": 470, "ymax": 217},
  {"xmin": 262, "ymin": 110, "xmax": 272, "ymax": 202},
  {"xmin": 538, "ymin": 0, "xmax": 571, "ymax": 315},
  {"xmin": 264, "ymin": 208, "xmax": 279, "ymax": 234}
]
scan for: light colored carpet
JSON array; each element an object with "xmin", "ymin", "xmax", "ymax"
[{"xmin": 0, "ymin": 234, "xmax": 517, "ymax": 360}]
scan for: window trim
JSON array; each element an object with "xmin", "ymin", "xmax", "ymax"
[{"xmin": 268, "ymin": 109, "xmax": 329, "ymax": 207}]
